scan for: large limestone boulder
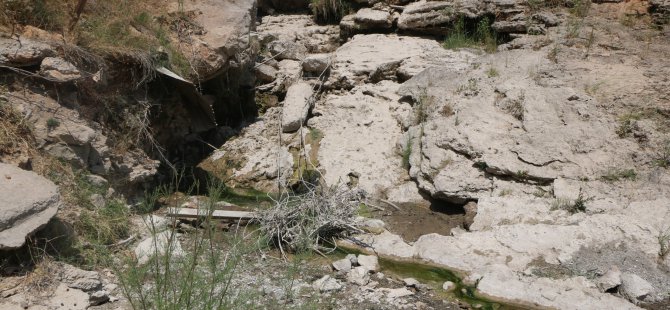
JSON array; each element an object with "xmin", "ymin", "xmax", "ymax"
[
  {"xmin": 39, "ymin": 57, "xmax": 82, "ymax": 82},
  {"xmin": 176, "ymin": 0, "xmax": 258, "ymax": 80},
  {"xmin": 397, "ymin": 49, "xmax": 638, "ymax": 203},
  {"xmin": 340, "ymin": 9, "xmax": 394, "ymax": 38},
  {"xmin": 0, "ymin": 37, "xmax": 54, "ymax": 66},
  {"xmin": 0, "ymin": 164, "xmax": 60, "ymax": 250},
  {"xmin": 199, "ymin": 107, "xmax": 294, "ymax": 193},
  {"xmin": 396, "ymin": 0, "xmax": 556, "ymax": 35},
  {"xmin": 325, "ymin": 34, "xmax": 474, "ymax": 90},
  {"xmin": 257, "ymin": 15, "xmax": 340, "ymax": 53}
]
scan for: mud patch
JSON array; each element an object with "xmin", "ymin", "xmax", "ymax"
[{"xmin": 373, "ymin": 200, "xmax": 468, "ymax": 242}]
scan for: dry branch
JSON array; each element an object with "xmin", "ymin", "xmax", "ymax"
[{"xmin": 258, "ymin": 185, "xmax": 365, "ymax": 257}]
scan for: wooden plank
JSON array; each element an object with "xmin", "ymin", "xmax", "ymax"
[{"xmin": 166, "ymin": 208, "xmax": 256, "ymax": 220}]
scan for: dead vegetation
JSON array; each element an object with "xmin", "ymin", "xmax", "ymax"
[
  {"xmin": 1, "ymin": 0, "xmax": 193, "ymax": 77},
  {"xmin": 258, "ymin": 184, "xmax": 365, "ymax": 256},
  {"xmin": 0, "ymin": 92, "xmax": 33, "ymax": 159}
]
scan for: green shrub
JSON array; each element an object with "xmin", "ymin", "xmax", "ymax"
[
  {"xmin": 46, "ymin": 118, "xmax": 60, "ymax": 130},
  {"xmin": 551, "ymin": 193, "xmax": 589, "ymax": 214},
  {"xmin": 311, "ymin": 0, "xmax": 349, "ymax": 24},
  {"xmin": 486, "ymin": 67, "xmax": 499, "ymax": 78},
  {"xmin": 600, "ymin": 168, "xmax": 637, "ymax": 182},
  {"xmin": 655, "ymin": 140, "xmax": 670, "ymax": 168},
  {"xmin": 569, "ymin": 0, "xmax": 592, "ymax": 18},
  {"xmin": 443, "ymin": 16, "xmax": 498, "ymax": 53},
  {"xmin": 402, "ymin": 137, "xmax": 412, "ymax": 170}
]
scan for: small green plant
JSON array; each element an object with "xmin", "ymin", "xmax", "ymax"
[
  {"xmin": 499, "ymin": 188, "xmax": 513, "ymax": 196},
  {"xmin": 584, "ymin": 28, "xmax": 596, "ymax": 58},
  {"xmin": 358, "ymin": 203, "xmax": 372, "ymax": 217},
  {"xmin": 443, "ymin": 16, "xmax": 498, "ymax": 53},
  {"xmin": 46, "ymin": 118, "xmax": 60, "ymax": 130},
  {"xmin": 515, "ymin": 170, "xmax": 529, "ymax": 180},
  {"xmin": 548, "ymin": 45, "xmax": 560, "ymax": 63},
  {"xmin": 566, "ymin": 17, "xmax": 583, "ymax": 39},
  {"xmin": 533, "ymin": 187, "xmax": 552, "ymax": 198},
  {"xmin": 415, "ymin": 90, "xmax": 434, "ymax": 124},
  {"xmin": 655, "ymin": 140, "xmax": 670, "ymax": 168},
  {"xmin": 75, "ymin": 199, "xmax": 130, "ymax": 267},
  {"xmin": 551, "ymin": 193, "xmax": 589, "ymax": 214},
  {"xmin": 569, "ymin": 0, "xmax": 592, "ymax": 18},
  {"xmin": 440, "ymin": 103, "xmax": 455, "ymax": 117},
  {"xmin": 486, "ymin": 67, "xmax": 499, "ymax": 78},
  {"xmin": 507, "ymin": 95, "xmax": 525, "ymax": 121},
  {"xmin": 308, "ymin": 128, "xmax": 323, "ymax": 141},
  {"xmin": 456, "ymin": 78, "xmax": 479, "ymax": 95},
  {"xmin": 616, "ymin": 113, "xmax": 642, "ymax": 138},
  {"xmin": 402, "ymin": 138, "xmax": 412, "ymax": 170},
  {"xmin": 600, "ymin": 168, "xmax": 637, "ymax": 182},
  {"xmin": 311, "ymin": 0, "xmax": 349, "ymax": 23},
  {"xmin": 584, "ymin": 81, "xmax": 604, "ymax": 96},
  {"xmin": 659, "ymin": 228, "xmax": 670, "ymax": 259},
  {"xmin": 474, "ymin": 161, "xmax": 488, "ymax": 170}
]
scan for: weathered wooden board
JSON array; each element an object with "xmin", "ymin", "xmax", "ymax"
[{"xmin": 166, "ymin": 208, "xmax": 256, "ymax": 220}]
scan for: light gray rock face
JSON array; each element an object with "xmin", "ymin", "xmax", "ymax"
[
  {"xmin": 382, "ymin": 287, "xmax": 414, "ymax": 299},
  {"xmin": 347, "ymin": 266, "xmax": 371, "ymax": 285},
  {"xmin": 340, "ymin": 9, "xmax": 393, "ymax": 37},
  {"xmin": 354, "ymin": 9, "xmax": 393, "ymax": 27},
  {"xmin": 326, "ymin": 34, "xmax": 474, "ymax": 89},
  {"xmin": 397, "ymin": 1, "xmax": 457, "ymax": 34},
  {"xmin": 255, "ymin": 63, "xmax": 278, "ymax": 83},
  {"xmin": 332, "ymin": 258, "xmax": 353, "ymax": 272},
  {"xmin": 398, "ymin": 50, "xmax": 636, "ymax": 203},
  {"xmin": 199, "ymin": 107, "xmax": 294, "ymax": 193},
  {"xmin": 0, "ymin": 163, "xmax": 60, "ymax": 250},
  {"xmin": 302, "ymin": 53, "xmax": 332, "ymax": 74},
  {"xmin": 0, "ymin": 37, "xmax": 53, "ymax": 66},
  {"xmin": 6, "ymin": 90, "xmax": 158, "ymax": 184},
  {"xmin": 177, "ymin": 0, "xmax": 257, "ymax": 80},
  {"xmin": 39, "ymin": 57, "xmax": 81, "ymax": 82},
  {"xmin": 58, "ymin": 263, "xmax": 103, "ymax": 292},
  {"xmin": 134, "ymin": 231, "xmax": 184, "ymax": 265},
  {"xmin": 257, "ymin": 15, "xmax": 340, "ymax": 54},
  {"xmin": 596, "ymin": 266, "xmax": 622, "ymax": 292},
  {"xmin": 312, "ymin": 275, "xmax": 342, "ymax": 292},
  {"xmin": 268, "ymin": 40, "xmax": 308, "ymax": 61},
  {"xmin": 442, "ymin": 281, "xmax": 455, "ymax": 291},
  {"xmin": 281, "ymin": 81, "xmax": 314, "ymax": 132},
  {"xmin": 620, "ymin": 273, "xmax": 654, "ymax": 302},
  {"xmin": 85, "ymin": 174, "xmax": 108, "ymax": 187},
  {"xmin": 357, "ymin": 255, "xmax": 379, "ymax": 272},
  {"xmin": 396, "ymin": 0, "xmax": 557, "ymax": 35}
]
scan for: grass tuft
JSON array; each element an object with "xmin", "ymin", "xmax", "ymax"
[
  {"xmin": 616, "ymin": 113, "xmax": 642, "ymax": 138},
  {"xmin": 402, "ymin": 136, "xmax": 412, "ymax": 170},
  {"xmin": 311, "ymin": 0, "xmax": 349, "ymax": 24},
  {"xmin": 551, "ymin": 193, "xmax": 589, "ymax": 214},
  {"xmin": 443, "ymin": 16, "xmax": 498, "ymax": 53},
  {"xmin": 655, "ymin": 140, "xmax": 670, "ymax": 168},
  {"xmin": 600, "ymin": 168, "xmax": 637, "ymax": 182},
  {"xmin": 486, "ymin": 67, "xmax": 499, "ymax": 78}
]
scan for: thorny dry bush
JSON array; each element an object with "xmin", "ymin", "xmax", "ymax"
[{"xmin": 258, "ymin": 184, "xmax": 365, "ymax": 257}]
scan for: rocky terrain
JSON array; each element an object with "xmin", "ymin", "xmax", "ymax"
[{"xmin": 1, "ymin": 0, "xmax": 670, "ymax": 309}]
